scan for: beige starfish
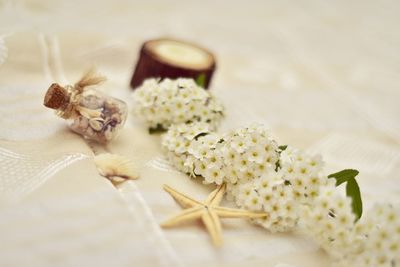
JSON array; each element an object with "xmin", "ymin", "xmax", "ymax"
[{"xmin": 161, "ymin": 183, "xmax": 268, "ymax": 246}]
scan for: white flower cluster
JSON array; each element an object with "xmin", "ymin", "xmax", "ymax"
[
  {"xmin": 162, "ymin": 122, "xmax": 217, "ymax": 176},
  {"xmin": 232, "ymin": 146, "xmax": 329, "ymax": 232},
  {"xmin": 350, "ymin": 203, "xmax": 400, "ymax": 267},
  {"xmin": 300, "ymin": 183, "xmax": 359, "ymax": 258},
  {"xmin": 132, "ymin": 78, "xmax": 224, "ymax": 130},
  {"xmin": 302, "ymin": 193, "xmax": 400, "ymax": 267},
  {"xmin": 233, "ymin": 172, "xmax": 299, "ymax": 232},
  {"xmin": 163, "ymin": 123, "xmax": 280, "ymax": 184},
  {"xmin": 163, "ymin": 123, "xmax": 329, "ymax": 232},
  {"xmin": 162, "ymin": 122, "xmax": 400, "ymax": 265},
  {"xmin": 279, "ymin": 147, "xmax": 327, "ymax": 204}
]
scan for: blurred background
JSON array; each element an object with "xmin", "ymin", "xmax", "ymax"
[
  {"xmin": 1, "ymin": 0, "xmax": 399, "ymax": 171},
  {"xmin": 1, "ymin": 0, "xmax": 399, "ymax": 137},
  {"xmin": 0, "ymin": 1, "xmax": 399, "ymax": 266}
]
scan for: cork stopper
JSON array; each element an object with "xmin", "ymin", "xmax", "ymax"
[{"xmin": 44, "ymin": 83, "xmax": 69, "ymax": 110}]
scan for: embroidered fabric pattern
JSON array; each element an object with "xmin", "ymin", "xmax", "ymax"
[{"xmin": 0, "ymin": 147, "xmax": 88, "ymax": 200}]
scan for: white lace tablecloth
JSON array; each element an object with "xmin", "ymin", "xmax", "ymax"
[{"xmin": 0, "ymin": 1, "xmax": 399, "ymax": 266}]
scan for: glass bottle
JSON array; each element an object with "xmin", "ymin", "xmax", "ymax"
[{"xmin": 44, "ymin": 83, "xmax": 127, "ymax": 143}]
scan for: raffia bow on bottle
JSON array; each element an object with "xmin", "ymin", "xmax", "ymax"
[{"xmin": 43, "ymin": 69, "xmax": 107, "ymax": 119}]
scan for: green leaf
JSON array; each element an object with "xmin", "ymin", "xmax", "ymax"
[
  {"xmin": 148, "ymin": 124, "xmax": 166, "ymax": 134},
  {"xmin": 193, "ymin": 132, "xmax": 209, "ymax": 140},
  {"xmin": 278, "ymin": 145, "xmax": 288, "ymax": 151},
  {"xmin": 328, "ymin": 169, "xmax": 359, "ymax": 186},
  {"xmin": 346, "ymin": 178, "xmax": 363, "ymax": 221},
  {"xmin": 195, "ymin": 73, "xmax": 206, "ymax": 88},
  {"xmin": 275, "ymin": 145, "xmax": 288, "ymax": 171},
  {"xmin": 328, "ymin": 169, "xmax": 363, "ymax": 221}
]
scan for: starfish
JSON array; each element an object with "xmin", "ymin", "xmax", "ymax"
[{"xmin": 161, "ymin": 183, "xmax": 268, "ymax": 246}]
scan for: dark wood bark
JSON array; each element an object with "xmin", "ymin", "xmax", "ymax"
[{"xmin": 130, "ymin": 38, "xmax": 216, "ymax": 89}]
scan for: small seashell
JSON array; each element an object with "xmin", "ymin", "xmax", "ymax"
[
  {"xmin": 89, "ymin": 118, "xmax": 104, "ymax": 131},
  {"xmin": 77, "ymin": 106, "xmax": 103, "ymax": 119},
  {"xmin": 94, "ymin": 153, "xmax": 139, "ymax": 181}
]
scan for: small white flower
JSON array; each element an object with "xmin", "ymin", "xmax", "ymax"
[
  {"xmin": 225, "ymin": 166, "xmax": 239, "ymax": 184},
  {"xmin": 243, "ymin": 190, "xmax": 263, "ymax": 211},
  {"xmin": 193, "ymin": 159, "xmax": 207, "ymax": 176},
  {"xmin": 230, "ymin": 137, "xmax": 247, "ymax": 153},
  {"xmin": 235, "ymin": 156, "xmax": 249, "ymax": 172},
  {"xmin": 204, "ymin": 166, "xmax": 225, "ymax": 185},
  {"xmin": 202, "ymin": 135, "xmax": 220, "ymax": 149},
  {"xmin": 223, "ymin": 148, "xmax": 237, "ymax": 164},
  {"xmin": 253, "ymin": 163, "xmax": 267, "ymax": 177},
  {"xmin": 188, "ymin": 142, "xmax": 208, "ymax": 159},
  {"xmin": 246, "ymin": 147, "xmax": 264, "ymax": 164}
]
